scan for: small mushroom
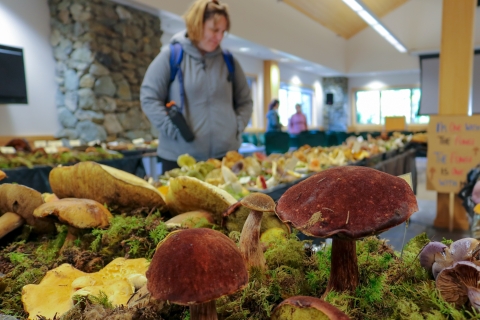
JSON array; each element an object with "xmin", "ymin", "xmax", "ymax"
[
  {"xmin": 432, "ymin": 249, "xmax": 453, "ymax": 279},
  {"xmin": 146, "ymin": 228, "xmax": 248, "ymax": 320},
  {"xmin": 450, "ymin": 238, "xmax": 480, "ymax": 262},
  {"xmin": 271, "ymin": 296, "xmax": 350, "ymax": 320},
  {"xmin": 276, "ymin": 166, "xmax": 418, "ymax": 295},
  {"xmin": 0, "ymin": 169, "xmax": 6, "ymax": 181},
  {"xmin": 0, "ymin": 184, "xmax": 55, "ymax": 239},
  {"xmin": 419, "ymin": 242, "xmax": 448, "ymax": 270},
  {"xmin": 33, "ymin": 198, "xmax": 112, "ymax": 250},
  {"xmin": 164, "ymin": 210, "xmax": 215, "ymax": 229},
  {"xmin": 436, "ymin": 261, "xmax": 480, "ymax": 309},
  {"xmin": 236, "ymin": 193, "xmax": 276, "ymax": 272}
]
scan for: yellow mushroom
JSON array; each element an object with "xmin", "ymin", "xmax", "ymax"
[{"xmin": 22, "ymin": 264, "xmax": 87, "ymax": 320}]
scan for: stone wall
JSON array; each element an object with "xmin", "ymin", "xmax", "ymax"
[
  {"xmin": 49, "ymin": 0, "xmax": 162, "ymax": 143},
  {"xmin": 322, "ymin": 77, "xmax": 349, "ymax": 132}
]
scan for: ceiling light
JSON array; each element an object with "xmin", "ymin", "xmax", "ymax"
[
  {"xmin": 239, "ymin": 47, "xmax": 250, "ymax": 52},
  {"xmin": 342, "ymin": 0, "xmax": 408, "ymax": 53},
  {"xmin": 343, "ymin": 0, "xmax": 363, "ymax": 12},
  {"xmin": 357, "ymin": 10, "xmax": 377, "ymax": 26}
]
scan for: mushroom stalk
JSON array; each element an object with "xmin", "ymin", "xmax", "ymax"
[
  {"xmin": 0, "ymin": 212, "xmax": 25, "ymax": 239},
  {"xmin": 61, "ymin": 226, "xmax": 81, "ymax": 252},
  {"xmin": 238, "ymin": 210, "xmax": 266, "ymax": 272},
  {"xmin": 324, "ymin": 238, "xmax": 359, "ymax": 296},
  {"xmin": 190, "ymin": 300, "xmax": 218, "ymax": 320}
]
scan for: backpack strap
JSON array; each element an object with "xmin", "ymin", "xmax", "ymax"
[
  {"xmin": 169, "ymin": 43, "xmax": 186, "ymax": 112},
  {"xmin": 222, "ymin": 50, "xmax": 236, "ymax": 108}
]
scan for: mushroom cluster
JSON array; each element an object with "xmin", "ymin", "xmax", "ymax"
[
  {"xmin": 276, "ymin": 166, "xmax": 418, "ymax": 294},
  {"xmin": 419, "ymin": 238, "xmax": 480, "ymax": 279},
  {"xmin": 419, "ymin": 238, "xmax": 480, "ymax": 311}
]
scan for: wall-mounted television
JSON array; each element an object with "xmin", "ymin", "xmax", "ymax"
[{"xmin": 0, "ymin": 44, "xmax": 28, "ymax": 104}]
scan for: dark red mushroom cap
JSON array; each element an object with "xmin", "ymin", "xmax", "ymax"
[
  {"xmin": 146, "ymin": 228, "xmax": 248, "ymax": 305},
  {"xmin": 276, "ymin": 166, "xmax": 418, "ymax": 239},
  {"xmin": 271, "ymin": 296, "xmax": 350, "ymax": 320}
]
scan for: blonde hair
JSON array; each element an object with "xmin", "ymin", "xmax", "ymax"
[{"xmin": 183, "ymin": 0, "xmax": 230, "ymax": 43}]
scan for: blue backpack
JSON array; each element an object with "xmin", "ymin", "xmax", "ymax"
[{"xmin": 169, "ymin": 42, "xmax": 235, "ymax": 112}]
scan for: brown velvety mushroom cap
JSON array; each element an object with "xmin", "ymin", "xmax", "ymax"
[
  {"xmin": 272, "ymin": 296, "xmax": 350, "ymax": 320},
  {"xmin": 240, "ymin": 193, "xmax": 276, "ymax": 212},
  {"xmin": 0, "ymin": 184, "xmax": 54, "ymax": 233},
  {"xmin": 33, "ymin": 198, "xmax": 112, "ymax": 229},
  {"xmin": 276, "ymin": 166, "xmax": 418, "ymax": 239},
  {"xmin": 146, "ymin": 228, "xmax": 248, "ymax": 305}
]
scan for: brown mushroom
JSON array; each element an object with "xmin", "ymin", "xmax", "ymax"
[
  {"xmin": 0, "ymin": 184, "xmax": 55, "ymax": 239},
  {"xmin": 33, "ymin": 198, "xmax": 112, "ymax": 249},
  {"xmin": 146, "ymin": 228, "xmax": 248, "ymax": 320},
  {"xmin": 0, "ymin": 169, "xmax": 6, "ymax": 181},
  {"xmin": 276, "ymin": 166, "xmax": 418, "ymax": 295},
  {"xmin": 436, "ymin": 261, "xmax": 480, "ymax": 309},
  {"xmin": 271, "ymin": 296, "xmax": 350, "ymax": 320},
  {"xmin": 49, "ymin": 161, "xmax": 166, "ymax": 212},
  {"xmin": 233, "ymin": 193, "xmax": 276, "ymax": 272}
]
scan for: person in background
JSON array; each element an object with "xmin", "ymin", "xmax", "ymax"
[
  {"xmin": 141, "ymin": 0, "xmax": 253, "ymax": 173},
  {"xmin": 288, "ymin": 103, "xmax": 308, "ymax": 134},
  {"xmin": 266, "ymin": 99, "xmax": 282, "ymax": 132}
]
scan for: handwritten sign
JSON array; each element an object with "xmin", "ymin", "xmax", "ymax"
[{"xmin": 427, "ymin": 115, "xmax": 480, "ymax": 193}]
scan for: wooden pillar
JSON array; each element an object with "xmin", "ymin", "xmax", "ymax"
[
  {"xmin": 263, "ymin": 61, "xmax": 280, "ymax": 128},
  {"xmin": 434, "ymin": 0, "xmax": 476, "ymax": 230}
]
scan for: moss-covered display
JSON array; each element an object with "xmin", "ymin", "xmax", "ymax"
[{"xmin": 1, "ymin": 211, "xmax": 479, "ymax": 320}]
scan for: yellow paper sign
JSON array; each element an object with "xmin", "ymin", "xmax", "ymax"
[
  {"xmin": 385, "ymin": 116, "xmax": 406, "ymax": 131},
  {"xmin": 427, "ymin": 115, "xmax": 480, "ymax": 193}
]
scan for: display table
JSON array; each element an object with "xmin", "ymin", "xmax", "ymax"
[{"xmin": 0, "ymin": 156, "xmax": 146, "ymax": 193}]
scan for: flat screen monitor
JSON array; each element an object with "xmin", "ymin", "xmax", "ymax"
[{"xmin": 0, "ymin": 44, "xmax": 28, "ymax": 104}]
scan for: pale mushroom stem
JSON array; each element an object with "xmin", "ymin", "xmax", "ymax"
[
  {"xmin": 190, "ymin": 300, "xmax": 218, "ymax": 320},
  {"xmin": 323, "ymin": 238, "xmax": 359, "ymax": 296},
  {"xmin": 238, "ymin": 210, "xmax": 266, "ymax": 272},
  {"xmin": 61, "ymin": 226, "xmax": 81, "ymax": 252},
  {"xmin": 0, "ymin": 212, "xmax": 25, "ymax": 239}
]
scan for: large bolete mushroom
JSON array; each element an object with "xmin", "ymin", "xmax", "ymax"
[
  {"xmin": 0, "ymin": 184, "xmax": 55, "ymax": 239},
  {"xmin": 49, "ymin": 161, "xmax": 166, "ymax": 212},
  {"xmin": 271, "ymin": 296, "xmax": 350, "ymax": 320},
  {"xmin": 225, "ymin": 193, "xmax": 276, "ymax": 272},
  {"xmin": 165, "ymin": 176, "xmax": 289, "ymax": 234},
  {"xmin": 33, "ymin": 198, "xmax": 112, "ymax": 249},
  {"xmin": 146, "ymin": 228, "xmax": 248, "ymax": 320},
  {"xmin": 276, "ymin": 166, "xmax": 418, "ymax": 294}
]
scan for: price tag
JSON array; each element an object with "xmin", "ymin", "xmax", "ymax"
[
  {"xmin": 0, "ymin": 146, "xmax": 16, "ymax": 154},
  {"xmin": 34, "ymin": 140, "xmax": 47, "ymax": 148},
  {"xmin": 88, "ymin": 140, "xmax": 101, "ymax": 146},
  {"xmin": 44, "ymin": 146, "xmax": 58, "ymax": 154},
  {"xmin": 132, "ymin": 138, "xmax": 145, "ymax": 145},
  {"xmin": 69, "ymin": 140, "xmax": 81, "ymax": 147},
  {"xmin": 47, "ymin": 140, "xmax": 64, "ymax": 147}
]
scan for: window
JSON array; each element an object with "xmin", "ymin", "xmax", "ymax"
[
  {"xmin": 355, "ymin": 88, "xmax": 429, "ymax": 125},
  {"xmin": 278, "ymin": 84, "xmax": 314, "ymax": 127}
]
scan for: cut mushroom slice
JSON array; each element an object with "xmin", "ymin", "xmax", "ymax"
[
  {"xmin": 33, "ymin": 198, "xmax": 112, "ymax": 250},
  {"xmin": 49, "ymin": 161, "xmax": 166, "ymax": 212},
  {"xmin": 271, "ymin": 296, "xmax": 350, "ymax": 320},
  {"xmin": 0, "ymin": 184, "xmax": 55, "ymax": 239},
  {"xmin": 146, "ymin": 228, "xmax": 248, "ymax": 320}
]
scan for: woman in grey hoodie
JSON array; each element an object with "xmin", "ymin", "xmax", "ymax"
[{"xmin": 141, "ymin": 0, "xmax": 253, "ymax": 172}]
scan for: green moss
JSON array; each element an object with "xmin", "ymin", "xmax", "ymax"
[{"xmin": 6, "ymin": 252, "xmax": 28, "ymax": 265}]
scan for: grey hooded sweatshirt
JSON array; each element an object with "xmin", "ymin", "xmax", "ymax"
[{"xmin": 141, "ymin": 31, "xmax": 253, "ymax": 161}]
